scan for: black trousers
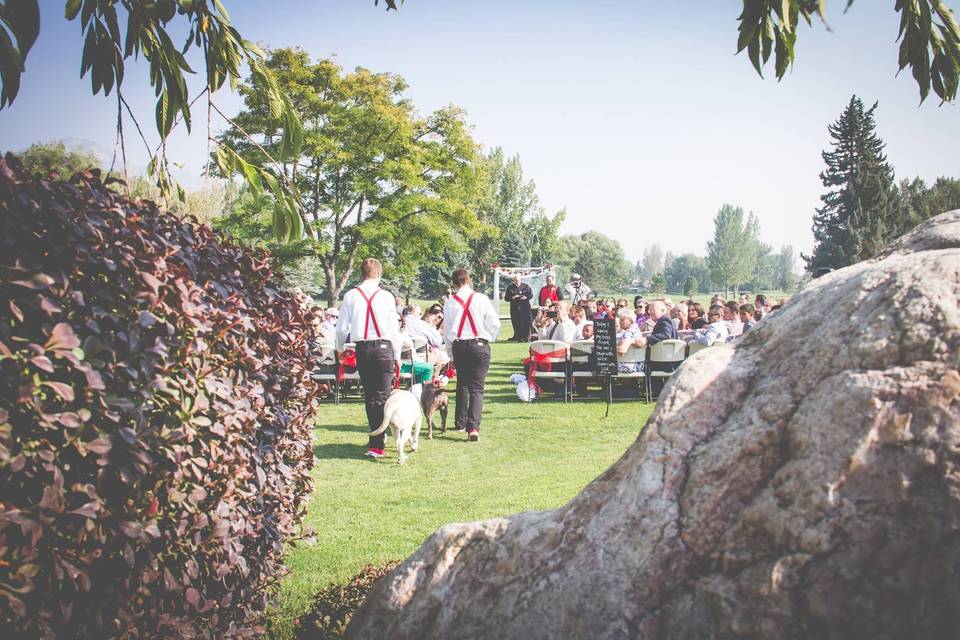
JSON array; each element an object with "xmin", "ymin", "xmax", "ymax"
[
  {"xmin": 510, "ymin": 303, "xmax": 531, "ymax": 342},
  {"xmin": 356, "ymin": 340, "xmax": 395, "ymax": 451},
  {"xmin": 452, "ymin": 339, "xmax": 491, "ymax": 431}
]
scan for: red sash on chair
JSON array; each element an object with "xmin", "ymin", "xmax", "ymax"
[
  {"xmin": 523, "ymin": 347, "xmax": 568, "ymax": 392},
  {"xmin": 356, "ymin": 287, "xmax": 382, "ymax": 340},
  {"xmin": 337, "ymin": 350, "xmax": 357, "ymax": 381},
  {"xmin": 453, "ymin": 293, "xmax": 477, "ymax": 338}
]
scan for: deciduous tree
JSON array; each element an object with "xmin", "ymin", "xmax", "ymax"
[
  {"xmin": 706, "ymin": 204, "xmax": 760, "ymax": 297},
  {"xmin": 217, "ymin": 49, "xmax": 483, "ymax": 305}
]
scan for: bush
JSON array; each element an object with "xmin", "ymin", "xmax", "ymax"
[
  {"xmin": 293, "ymin": 562, "xmax": 400, "ymax": 640},
  {"xmin": 0, "ymin": 157, "xmax": 319, "ymax": 638}
]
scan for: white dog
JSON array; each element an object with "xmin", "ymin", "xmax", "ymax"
[{"xmin": 369, "ymin": 390, "xmax": 423, "ymax": 464}]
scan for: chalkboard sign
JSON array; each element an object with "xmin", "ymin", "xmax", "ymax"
[{"xmin": 592, "ymin": 318, "xmax": 618, "ymax": 376}]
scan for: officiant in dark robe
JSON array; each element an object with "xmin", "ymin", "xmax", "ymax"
[{"xmin": 504, "ymin": 274, "xmax": 533, "ymax": 342}]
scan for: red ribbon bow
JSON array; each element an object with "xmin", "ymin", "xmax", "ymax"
[
  {"xmin": 337, "ymin": 350, "xmax": 357, "ymax": 381},
  {"xmin": 523, "ymin": 348, "xmax": 568, "ymax": 393}
]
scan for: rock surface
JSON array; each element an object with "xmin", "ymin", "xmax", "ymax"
[{"xmin": 346, "ymin": 211, "xmax": 960, "ymax": 640}]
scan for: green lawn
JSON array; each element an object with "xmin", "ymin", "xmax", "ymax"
[{"xmin": 268, "ymin": 341, "xmax": 654, "ymax": 638}]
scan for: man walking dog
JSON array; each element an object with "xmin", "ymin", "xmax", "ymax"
[
  {"xmin": 443, "ymin": 269, "xmax": 500, "ymax": 442},
  {"xmin": 335, "ymin": 258, "xmax": 401, "ymax": 458}
]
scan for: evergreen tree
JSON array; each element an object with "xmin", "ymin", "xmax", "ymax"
[
  {"xmin": 804, "ymin": 96, "xmax": 898, "ymax": 272},
  {"xmin": 500, "ymin": 233, "xmax": 530, "ymax": 267}
]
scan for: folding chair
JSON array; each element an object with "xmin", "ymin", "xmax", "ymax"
[
  {"xmin": 311, "ymin": 342, "xmax": 340, "ymax": 404},
  {"xmin": 569, "ymin": 339, "xmax": 596, "ymax": 400},
  {"xmin": 399, "ymin": 343, "xmax": 415, "ymax": 388},
  {"xmin": 611, "ymin": 345, "xmax": 647, "ymax": 401},
  {"xmin": 528, "ymin": 339, "xmax": 570, "ymax": 402},
  {"xmin": 646, "ymin": 339, "xmax": 687, "ymax": 401},
  {"xmin": 411, "ymin": 336, "xmax": 429, "ymax": 362}
]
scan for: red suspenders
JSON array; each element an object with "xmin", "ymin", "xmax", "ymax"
[
  {"xmin": 453, "ymin": 293, "xmax": 478, "ymax": 338},
  {"xmin": 355, "ymin": 287, "xmax": 382, "ymax": 340}
]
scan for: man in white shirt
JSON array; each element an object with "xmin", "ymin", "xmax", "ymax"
[
  {"xmin": 335, "ymin": 258, "xmax": 402, "ymax": 459},
  {"xmin": 695, "ymin": 304, "xmax": 730, "ymax": 346},
  {"xmin": 536, "ymin": 301, "xmax": 576, "ymax": 344},
  {"xmin": 442, "ymin": 268, "xmax": 500, "ymax": 442},
  {"xmin": 564, "ymin": 273, "xmax": 593, "ymax": 305}
]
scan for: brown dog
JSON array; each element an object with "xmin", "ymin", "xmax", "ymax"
[{"xmin": 420, "ymin": 382, "xmax": 448, "ymax": 439}]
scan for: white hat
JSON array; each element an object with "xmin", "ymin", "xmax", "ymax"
[{"xmin": 571, "ymin": 273, "xmax": 582, "ymax": 280}]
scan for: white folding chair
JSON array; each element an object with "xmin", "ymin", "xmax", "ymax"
[
  {"xmin": 569, "ymin": 339, "xmax": 596, "ymax": 400},
  {"xmin": 411, "ymin": 336, "xmax": 429, "ymax": 362},
  {"xmin": 528, "ymin": 340, "xmax": 570, "ymax": 403},
  {"xmin": 647, "ymin": 339, "xmax": 687, "ymax": 400},
  {"xmin": 612, "ymin": 344, "xmax": 647, "ymax": 401}
]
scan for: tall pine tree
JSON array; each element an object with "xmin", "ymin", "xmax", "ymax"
[{"xmin": 804, "ymin": 96, "xmax": 898, "ymax": 272}]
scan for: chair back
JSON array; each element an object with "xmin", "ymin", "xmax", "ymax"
[
  {"xmin": 619, "ymin": 344, "xmax": 647, "ymax": 364},
  {"xmin": 529, "ymin": 340, "xmax": 569, "ymax": 364},
  {"xmin": 570, "ymin": 339, "xmax": 594, "ymax": 364},
  {"xmin": 314, "ymin": 342, "xmax": 337, "ymax": 366},
  {"xmin": 649, "ymin": 339, "xmax": 686, "ymax": 365},
  {"xmin": 411, "ymin": 336, "xmax": 429, "ymax": 362}
]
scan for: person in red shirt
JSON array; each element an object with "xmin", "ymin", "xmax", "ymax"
[{"xmin": 537, "ymin": 274, "xmax": 563, "ymax": 306}]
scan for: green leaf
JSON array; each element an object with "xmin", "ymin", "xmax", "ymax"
[{"xmin": 65, "ymin": 0, "xmax": 82, "ymax": 20}]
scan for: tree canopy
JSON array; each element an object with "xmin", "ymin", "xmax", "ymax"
[
  {"xmin": 707, "ymin": 204, "xmax": 761, "ymax": 296},
  {"xmin": 216, "ymin": 48, "xmax": 483, "ymax": 304}
]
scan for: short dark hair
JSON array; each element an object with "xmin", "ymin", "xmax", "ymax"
[
  {"xmin": 452, "ymin": 268, "xmax": 471, "ymax": 287},
  {"xmin": 402, "ymin": 305, "xmax": 417, "ymax": 316},
  {"xmin": 360, "ymin": 257, "xmax": 382, "ymax": 279},
  {"xmin": 739, "ymin": 303, "xmax": 755, "ymax": 315},
  {"xmin": 708, "ymin": 304, "xmax": 725, "ymax": 317},
  {"xmin": 725, "ymin": 300, "xmax": 738, "ymax": 312},
  {"xmin": 755, "ymin": 294, "xmax": 767, "ymax": 305}
]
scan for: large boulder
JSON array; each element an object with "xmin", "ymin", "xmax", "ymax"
[{"xmin": 346, "ymin": 211, "xmax": 960, "ymax": 640}]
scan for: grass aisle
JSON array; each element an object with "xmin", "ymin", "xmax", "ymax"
[{"xmin": 270, "ymin": 341, "xmax": 654, "ymax": 638}]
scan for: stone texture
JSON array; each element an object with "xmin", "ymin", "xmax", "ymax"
[{"xmin": 345, "ymin": 212, "xmax": 960, "ymax": 640}]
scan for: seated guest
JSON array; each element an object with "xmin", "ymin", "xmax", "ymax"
[
  {"xmin": 687, "ymin": 302, "xmax": 707, "ymax": 329},
  {"xmin": 583, "ymin": 299, "xmax": 599, "ymax": 320},
  {"xmin": 570, "ymin": 305, "xmax": 592, "ymax": 340},
  {"xmin": 404, "ymin": 307, "xmax": 449, "ymax": 373},
  {"xmin": 672, "ymin": 302, "xmax": 690, "ymax": 331},
  {"xmin": 580, "ymin": 323, "xmax": 595, "ymax": 340},
  {"xmin": 754, "ymin": 294, "xmax": 769, "ymax": 318},
  {"xmin": 616, "ymin": 311, "xmax": 644, "ymax": 373},
  {"xmin": 641, "ymin": 303, "xmax": 656, "ymax": 332},
  {"xmin": 643, "ymin": 300, "xmax": 678, "ymax": 345},
  {"xmin": 318, "ymin": 307, "xmax": 339, "ymax": 341},
  {"xmin": 695, "ymin": 304, "xmax": 729, "ymax": 346},
  {"xmin": 739, "ymin": 303, "xmax": 758, "ymax": 333},
  {"xmin": 724, "ymin": 301, "xmax": 743, "ymax": 337},
  {"xmin": 536, "ymin": 301, "xmax": 576, "ymax": 344},
  {"xmin": 616, "ymin": 298, "xmax": 629, "ymax": 310},
  {"xmin": 402, "ymin": 304, "xmax": 422, "ymax": 320}
]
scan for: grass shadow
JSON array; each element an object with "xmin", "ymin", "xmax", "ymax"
[{"xmin": 313, "ymin": 442, "xmax": 369, "ymax": 461}]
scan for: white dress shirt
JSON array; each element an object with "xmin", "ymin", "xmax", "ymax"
[
  {"xmin": 442, "ymin": 285, "xmax": 501, "ymax": 347},
  {"xmin": 695, "ymin": 320, "xmax": 729, "ymax": 346},
  {"xmin": 404, "ymin": 315, "xmax": 443, "ymax": 349},
  {"xmin": 335, "ymin": 279, "xmax": 402, "ymax": 360},
  {"xmin": 539, "ymin": 318, "xmax": 577, "ymax": 344}
]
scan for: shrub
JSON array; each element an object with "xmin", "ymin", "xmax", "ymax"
[
  {"xmin": 293, "ymin": 562, "xmax": 400, "ymax": 640},
  {"xmin": 0, "ymin": 156, "xmax": 319, "ymax": 638}
]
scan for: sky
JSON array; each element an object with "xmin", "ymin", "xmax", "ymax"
[{"xmin": 1, "ymin": 1, "xmax": 957, "ymax": 264}]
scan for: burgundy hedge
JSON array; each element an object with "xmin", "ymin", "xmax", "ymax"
[{"xmin": 0, "ymin": 157, "xmax": 319, "ymax": 638}]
